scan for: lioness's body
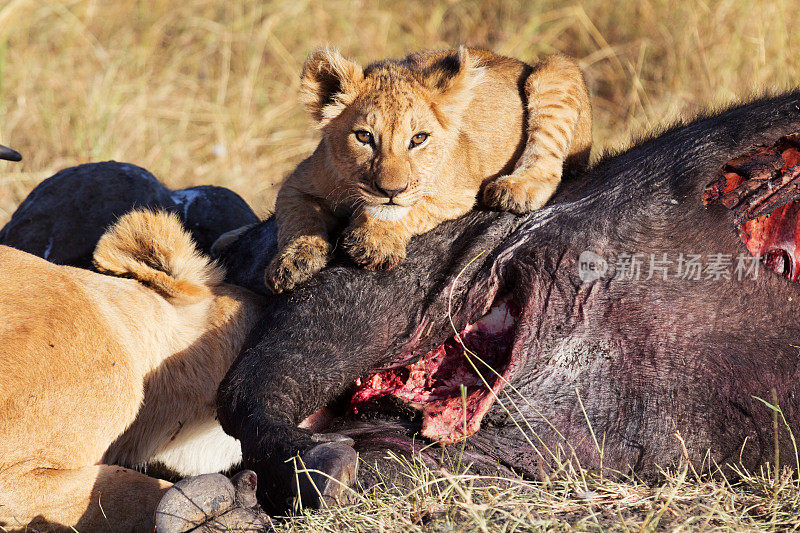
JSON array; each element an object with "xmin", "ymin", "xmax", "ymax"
[
  {"xmin": 267, "ymin": 48, "xmax": 591, "ymax": 293},
  {"xmin": 0, "ymin": 212, "xmax": 264, "ymax": 532}
]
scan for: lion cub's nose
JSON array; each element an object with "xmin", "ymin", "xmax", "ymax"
[{"xmin": 375, "ymin": 183, "xmax": 409, "ymax": 200}]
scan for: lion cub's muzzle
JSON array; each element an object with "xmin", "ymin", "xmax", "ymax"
[
  {"xmin": 360, "ymin": 184, "xmax": 414, "ymax": 223},
  {"xmin": 375, "ymin": 182, "xmax": 408, "ymax": 201},
  {"xmin": 361, "ymin": 175, "xmax": 416, "ymax": 205}
]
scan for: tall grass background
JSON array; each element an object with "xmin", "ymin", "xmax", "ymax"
[
  {"xmin": 1, "ymin": 1, "xmax": 799, "ymax": 530},
  {"xmin": 0, "ymin": 0, "xmax": 798, "ymax": 225}
]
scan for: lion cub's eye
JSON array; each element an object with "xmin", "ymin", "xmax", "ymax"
[
  {"xmin": 409, "ymin": 132, "xmax": 429, "ymax": 149},
  {"xmin": 354, "ymin": 130, "xmax": 374, "ymax": 145}
]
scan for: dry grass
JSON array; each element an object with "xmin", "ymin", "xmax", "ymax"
[
  {"xmin": 274, "ymin": 454, "xmax": 800, "ymax": 532},
  {"xmin": 1, "ymin": 1, "xmax": 799, "ymax": 530},
  {"xmin": 270, "ymin": 387, "xmax": 800, "ymax": 532},
  {"xmin": 0, "ymin": 0, "xmax": 798, "ymax": 224}
]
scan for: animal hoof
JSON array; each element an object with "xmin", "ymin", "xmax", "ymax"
[
  {"xmin": 199, "ymin": 507, "xmax": 271, "ymax": 532},
  {"xmin": 294, "ymin": 441, "xmax": 359, "ymax": 509},
  {"xmin": 155, "ymin": 471, "xmax": 269, "ymax": 532},
  {"xmin": 230, "ymin": 469, "xmax": 260, "ymax": 510}
]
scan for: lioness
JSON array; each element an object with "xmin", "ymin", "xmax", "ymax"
[
  {"xmin": 0, "ymin": 209, "xmax": 267, "ymax": 531},
  {"xmin": 266, "ymin": 47, "xmax": 592, "ymax": 293}
]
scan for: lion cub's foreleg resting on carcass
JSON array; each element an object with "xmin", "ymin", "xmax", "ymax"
[
  {"xmin": 0, "ymin": 210, "xmax": 267, "ymax": 532},
  {"xmin": 482, "ymin": 54, "xmax": 592, "ymax": 213},
  {"xmin": 266, "ymin": 47, "xmax": 591, "ymax": 293}
]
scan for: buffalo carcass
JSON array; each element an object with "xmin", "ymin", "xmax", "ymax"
[
  {"xmin": 214, "ymin": 92, "xmax": 800, "ymax": 511},
  {"xmin": 0, "ymin": 161, "xmax": 258, "ymax": 269}
]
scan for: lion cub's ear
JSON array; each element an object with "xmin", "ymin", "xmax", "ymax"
[
  {"xmin": 301, "ymin": 48, "xmax": 364, "ymax": 127},
  {"xmin": 419, "ymin": 47, "xmax": 484, "ymax": 130}
]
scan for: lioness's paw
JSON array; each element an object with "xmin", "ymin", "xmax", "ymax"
[
  {"xmin": 483, "ymin": 174, "xmax": 560, "ymax": 214},
  {"xmin": 266, "ymin": 236, "xmax": 331, "ymax": 294},
  {"xmin": 343, "ymin": 224, "xmax": 407, "ymax": 270}
]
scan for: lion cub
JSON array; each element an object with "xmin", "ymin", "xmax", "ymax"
[{"xmin": 267, "ymin": 47, "xmax": 592, "ymax": 293}]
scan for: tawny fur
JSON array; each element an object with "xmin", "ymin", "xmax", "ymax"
[
  {"xmin": 266, "ymin": 47, "xmax": 592, "ymax": 293},
  {"xmin": 0, "ymin": 210, "xmax": 264, "ymax": 532}
]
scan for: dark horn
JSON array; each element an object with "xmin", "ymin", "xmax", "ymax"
[{"xmin": 0, "ymin": 144, "xmax": 21, "ymax": 162}]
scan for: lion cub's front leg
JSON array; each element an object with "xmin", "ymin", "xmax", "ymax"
[
  {"xmin": 267, "ymin": 234, "xmax": 332, "ymax": 293},
  {"xmin": 342, "ymin": 212, "xmax": 409, "ymax": 270},
  {"xmin": 266, "ymin": 182, "xmax": 338, "ymax": 294},
  {"xmin": 483, "ymin": 55, "xmax": 592, "ymax": 214}
]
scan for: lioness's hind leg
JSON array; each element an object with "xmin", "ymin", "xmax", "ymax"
[
  {"xmin": 0, "ymin": 465, "xmax": 170, "ymax": 532},
  {"xmin": 483, "ymin": 54, "xmax": 592, "ymax": 214}
]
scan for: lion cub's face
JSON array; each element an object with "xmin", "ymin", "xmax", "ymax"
[
  {"xmin": 325, "ymin": 88, "xmax": 449, "ymax": 222},
  {"xmin": 300, "ymin": 48, "xmax": 482, "ymax": 222}
]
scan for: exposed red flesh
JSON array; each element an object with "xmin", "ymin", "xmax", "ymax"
[
  {"xmin": 350, "ymin": 296, "xmax": 518, "ymax": 444},
  {"xmin": 704, "ymin": 133, "xmax": 800, "ymax": 281}
]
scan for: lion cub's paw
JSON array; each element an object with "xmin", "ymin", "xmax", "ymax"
[
  {"xmin": 342, "ymin": 223, "xmax": 407, "ymax": 270},
  {"xmin": 483, "ymin": 173, "xmax": 560, "ymax": 215},
  {"xmin": 266, "ymin": 235, "xmax": 331, "ymax": 294}
]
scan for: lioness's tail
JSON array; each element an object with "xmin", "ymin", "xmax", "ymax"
[{"xmin": 93, "ymin": 210, "xmax": 225, "ymax": 302}]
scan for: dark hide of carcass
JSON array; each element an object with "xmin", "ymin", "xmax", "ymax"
[{"xmin": 214, "ymin": 92, "xmax": 800, "ymax": 511}]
